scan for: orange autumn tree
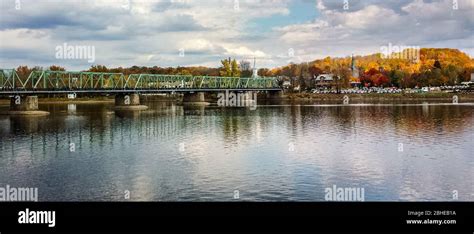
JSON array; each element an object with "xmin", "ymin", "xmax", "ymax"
[{"xmin": 360, "ymin": 68, "xmax": 390, "ymax": 87}]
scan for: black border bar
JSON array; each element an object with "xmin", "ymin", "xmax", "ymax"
[{"xmin": 0, "ymin": 202, "xmax": 472, "ymax": 233}]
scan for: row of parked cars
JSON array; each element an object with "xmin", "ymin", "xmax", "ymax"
[
  {"xmin": 311, "ymin": 85, "xmax": 472, "ymax": 94},
  {"xmin": 311, "ymin": 87, "xmax": 403, "ymax": 94}
]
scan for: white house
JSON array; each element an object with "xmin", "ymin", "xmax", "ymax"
[
  {"xmin": 67, "ymin": 93, "xmax": 76, "ymax": 99},
  {"xmin": 315, "ymin": 74, "xmax": 334, "ymax": 82}
]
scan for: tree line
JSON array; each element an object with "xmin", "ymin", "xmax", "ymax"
[
  {"xmin": 268, "ymin": 48, "xmax": 474, "ymax": 91},
  {"xmin": 13, "ymin": 48, "xmax": 474, "ymax": 90}
]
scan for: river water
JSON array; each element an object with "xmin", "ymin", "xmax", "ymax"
[{"xmin": 0, "ymin": 100, "xmax": 473, "ymax": 201}]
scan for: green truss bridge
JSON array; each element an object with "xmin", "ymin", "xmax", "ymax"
[
  {"xmin": 0, "ymin": 69, "xmax": 281, "ymax": 94},
  {"xmin": 0, "ymin": 69, "xmax": 282, "ymax": 114}
]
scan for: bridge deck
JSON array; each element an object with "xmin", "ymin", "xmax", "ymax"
[{"xmin": 0, "ymin": 69, "xmax": 281, "ymax": 95}]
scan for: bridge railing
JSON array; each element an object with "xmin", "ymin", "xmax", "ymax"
[{"xmin": 0, "ymin": 70, "xmax": 281, "ymax": 91}]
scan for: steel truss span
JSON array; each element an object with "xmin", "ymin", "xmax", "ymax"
[{"xmin": 0, "ymin": 69, "xmax": 281, "ymax": 94}]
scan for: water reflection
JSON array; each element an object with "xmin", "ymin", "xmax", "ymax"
[
  {"xmin": 0, "ymin": 101, "xmax": 472, "ymax": 201},
  {"xmin": 67, "ymin": 104, "xmax": 76, "ymax": 114},
  {"xmin": 8, "ymin": 116, "xmax": 46, "ymax": 134}
]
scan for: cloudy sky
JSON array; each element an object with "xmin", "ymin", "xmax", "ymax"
[{"xmin": 0, "ymin": 0, "xmax": 473, "ymax": 70}]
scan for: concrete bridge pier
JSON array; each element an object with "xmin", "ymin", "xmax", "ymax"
[
  {"xmin": 182, "ymin": 92, "xmax": 209, "ymax": 105},
  {"xmin": 114, "ymin": 93, "xmax": 148, "ymax": 111},
  {"xmin": 6, "ymin": 95, "xmax": 49, "ymax": 115}
]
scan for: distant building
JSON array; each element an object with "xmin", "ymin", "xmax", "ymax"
[
  {"xmin": 313, "ymin": 55, "xmax": 361, "ymax": 89},
  {"xmin": 314, "ymin": 74, "xmax": 334, "ymax": 87},
  {"xmin": 350, "ymin": 79, "xmax": 361, "ymax": 87},
  {"xmin": 293, "ymin": 85, "xmax": 300, "ymax": 91},
  {"xmin": 461, "ymin": 73, "xmax": 474, "ymax": 86},
  {"xmin": 315, "ymin": 74, "xmax": 334, "ymax": 81},
  {"xmin": 282, "ymin": 81, "xmax": 291, "ymax": 89}
]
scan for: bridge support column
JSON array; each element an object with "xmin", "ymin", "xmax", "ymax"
[
  {"xmin": 4, "ymin": 95, "xmax": 49, "ymax": 116},
  {"xmin": 114, "ymin": 93, "xmax": 148, "ymax": 111},
  {"xmin": 182, "ymin": 92, "xmax": 209, "ymax": 105}
]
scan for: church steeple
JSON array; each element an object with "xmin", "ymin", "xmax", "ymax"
[
  {"xmin": 252, "ymin": 57, "xmax": 258, "ymax": 78},
  {"xmin": 351, "ymin": 53, "xmax": 356, "ymax": 71},
  {"xmin": 351, "ymin": 54, "xmax": 359, "ymax": 78}
]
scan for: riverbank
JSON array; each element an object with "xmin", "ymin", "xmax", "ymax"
[
  {"xmin": 285, "ymin": 92, "xmax": 474, "ymax": 101},
  {"xmin": 0, "ymin": 97, "xmax": 114, "ymax": 105},
  {"xmin": 1, "ymin": 92, "xmax": 473, "ymax": 105},
  {"xmin": 0, "ymin": 94, "xmax": 181, "ymax": 105}
]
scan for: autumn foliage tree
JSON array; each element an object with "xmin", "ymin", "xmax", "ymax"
[
  {"xmin": 49, "ymin": 65, "xmax": 65, "ymax": 71},
  {"xmin": 15, "ymin": 66, "xmax": 42, "ymax": 79},
  {"xmin": 219, "ymin": 58, "xmax": 240, "ymax": 77},
  {"xmin": 88, "ymin": 65, "xmax": 109, "ymax": 72},
  {"xmin": 360, "ymin": 68, "xmax": 390, "ymax": 87},
  {"xmin": 15, "ymin": 66, "xmax": 33, "ymax": 79}
]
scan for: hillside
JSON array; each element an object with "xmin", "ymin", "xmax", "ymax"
[{"xmin": 268, "ymin": 48, "xmax": 474, "ymax": 89}]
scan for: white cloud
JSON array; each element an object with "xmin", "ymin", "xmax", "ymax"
[
  {"xmin": 0, "ymin": 0, "xmax": 293, "ymax": 69},
  {"xmin": 0, "ymin": 0, "xmax": 472, "ymax": 70},
  {"xmin": 223, "ymin": 46, "xmax": 266, "ymax": 57},
  {"xmin": 274, "ymin": 0, "xmax": 474, "ymax": 60}
]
